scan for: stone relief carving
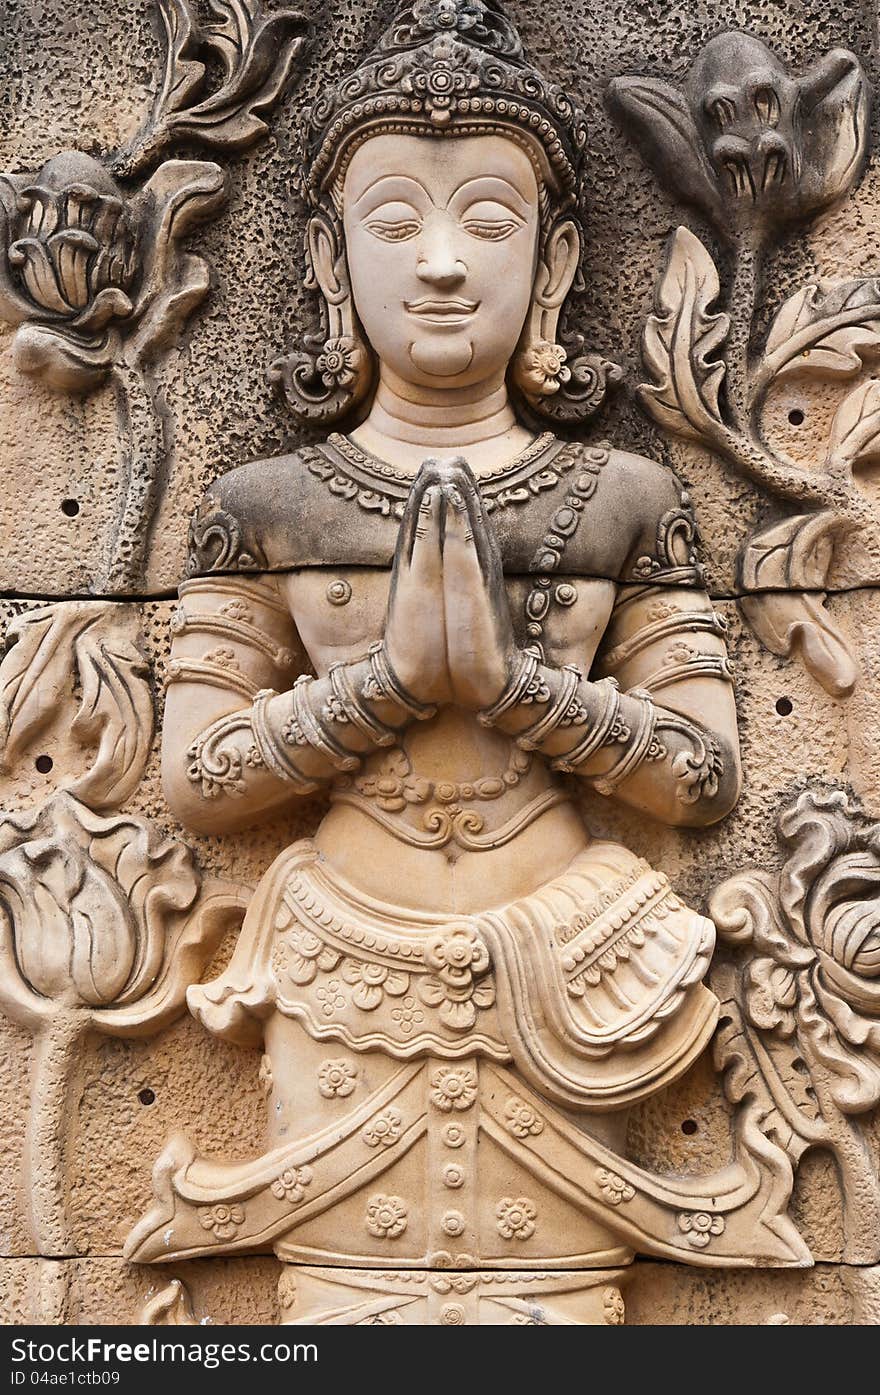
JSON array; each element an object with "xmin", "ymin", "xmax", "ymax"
[
  {"xmin": 0, "ymin": 791, "xmax": 247, "ymax": 1255},
  {"xmin": 120, "ymin": 0, "xmax": 834, "ymax": 1325},
  {"xmin": 712, "ymin": 785, "xmax": 880, "ymax": 1265},
  {"xmin": 2, "ymin": 0, "xmax": 880, "ymax": 1330},
  {"xmin": 0, "ymin": 603, "xmax": 154, "ymax": 810},
  {"xmin": 610, "ymin": 32, "xmax": 873, "ymax": 697},
  {"xmin": 0, "ymin": 0, "xmax": 308, "ymax": 590}
]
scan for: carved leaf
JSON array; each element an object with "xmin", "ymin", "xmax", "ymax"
[
  {"xmin": 738, "ymin": 513, "xmax": 859, "ymax": 697},
  {"xmin": 125, "ymin": 160, "xmax": 227, "ymax": 366},
  {"xmin": 607, "ymin": 77, "xmax": 725, "ymax": 226},
  {"xmin": 140, "ymin": 1279, "xmax": 199, "ymax": 1326},
  {"xmin": 639, "ymin": 226, "xmax": 729, "ymax": 444},
  {"xmin": 828, "ymin": 378, "xmax": 880, "ymax": 471},
  {"xmin": 712, "ymin": 962, "xmax": 818, "ymax": 1161},
  {"xmin": 140, "ymin": 1277, "xmax": 199, "ymax": 1322},
  {"xmin": 763, "ymin": 279, "xmax": 880, "ymax": 384},
  {"xmin": 155, "ymin": 0, "xmax": 207, "ymax": 117},
  {"xmin": 0, "ymin": 604, "xmax": 154, "ymax": 810},
  {"xmin": 66, "ymin": 616, "xmax": 155, "ymax": 810}
]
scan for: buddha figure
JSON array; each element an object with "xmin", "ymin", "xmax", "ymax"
[{"xmin": 127, "ymin": 0, "xmax": 746, "ymax": 1324}]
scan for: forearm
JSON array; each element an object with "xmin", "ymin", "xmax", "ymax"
[
  {"xmin": 479, "ymin": 649, "xmax": 740, "ymax": 826},
  {"xmin": 172, "ymin": 644, "xmax": 435, "ymax": 829}
]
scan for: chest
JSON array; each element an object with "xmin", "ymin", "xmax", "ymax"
[{"xmin": 280, "ymin": 568, "xmax": 617, "ymax": 671}]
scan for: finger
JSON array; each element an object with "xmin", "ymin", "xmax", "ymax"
[
  {"xmin": 408, "ymin": 482, "xmax": 444, "ymax": 592},
  {"xmin": 393, "ymin": 457, "xmax": 442, "ymax": 568},
  {"xmin": 438, "ymin": 459, "xmax": 504, "ymax": 594},
  {"xmin": 442, "ymin": 479, "xmax": 486, "ymax": 616}
]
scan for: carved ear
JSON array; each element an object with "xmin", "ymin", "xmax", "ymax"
[
  {"xmin": 607, "ymin": 76, "xmax": 726, "ymax": 228},
  {"xmin": 534, "ymin": 219, "xmax": 580, "ymax": 310},
  {"xmin": 307, "ymin": 213, "xmax": 350, "ymax": 307}
]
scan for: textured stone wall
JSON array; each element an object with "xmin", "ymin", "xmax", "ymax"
[{"xmin": 2, "ymin": 0, "xmax": 880, "ymax": 1324}]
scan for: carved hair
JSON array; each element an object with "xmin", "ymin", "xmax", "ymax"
[{"xmin": 269, "ymin": 0, "xmax": 620, "ymax": 425}]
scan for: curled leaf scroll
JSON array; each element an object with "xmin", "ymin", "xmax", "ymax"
[{"xmin": 611, "ymin": 30, "xmax": 875, "ymax": 698}]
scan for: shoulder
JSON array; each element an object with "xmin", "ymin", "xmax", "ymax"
[
  {"xmin": 593, "ymin": 445, "xmax": 703, "ymax": 584},
  {"xmin": 185, "ymin": 448, "xmax": 324, "ymax": 577}
]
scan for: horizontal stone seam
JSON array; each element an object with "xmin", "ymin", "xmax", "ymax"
[{"xmin": 5, "ymin": 578, "xmax": 880, "ymax": 606}]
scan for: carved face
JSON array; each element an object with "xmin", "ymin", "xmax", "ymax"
[{"xmin": 342, "ymin": 133, "xmax": 540, "ymax": 386}]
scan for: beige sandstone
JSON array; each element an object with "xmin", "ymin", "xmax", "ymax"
[{"xmin": 1, "ymin": 0, "xmax": 880, "ymax": 1326}]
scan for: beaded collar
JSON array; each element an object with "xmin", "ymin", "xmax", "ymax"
[{"xmin": 303, "ymin": 432, "xmax": 584, "ymax": 519}]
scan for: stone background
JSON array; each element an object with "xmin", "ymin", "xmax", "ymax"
[{"xmin": 2, "ymin": 0, "xmax": 880, "ymax": 1324}]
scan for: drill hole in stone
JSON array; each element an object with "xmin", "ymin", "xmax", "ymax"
[
  {"xmin": 775, "ymin": 697, "xmax": 793, "ymax": 716},
  {"xmin": 138, "ymin": 1087, "xmax": 156, "ymax": 1107},
  {"xmin": 61, "ymin": 499, "xmax": 80, "ymax": 517},
  {"xmin": 788, "ymin": 408, "xmax": 805, "ymax": 427},
  {"xmin": 681, "ymin": 1119, "xmax": 698, "ymax": 1136},
  {"xmin": 35, "ymin": 754, "xmax": 53, "ymax": 774}
]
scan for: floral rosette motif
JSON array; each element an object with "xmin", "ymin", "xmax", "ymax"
[
  {"xmin": 677, "ymin": 1211, "xmax": 725, "ymax": 1249},
  {"xmin": 198, "ymin": 1203, "xmax": 245, "ymax": 1241},
  {"xmin": 0, "ymin": 150, "xmax": 225, "ymax": 392},
  {"xmin": 429, "ymin": 1065, "xmax": 478, "ymax": 1111},
  {"xmin": 341, "ymin": 956, "xmax": 409, "ymax": 1011},
  {"xmin": 418, "ymin": 925, "xmax": 495, "ymax": 1031},
  {"xmin": 496, "ymin": 1196, "xmax": 537, "ymax": 1241},
  {"xmin": 270, "ymin": 1165, "xmax": 313, "ymax": 1204},
  {"xmin": 365, "ymin": 1194, "xmax": 408, "ymax": 1239},
  {"xmin": 711, "ymin": 786, "xmax": 880, "ymax": 1261}
]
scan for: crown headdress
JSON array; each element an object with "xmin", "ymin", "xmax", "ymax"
[{"xmin": 304, "ymin": 0, "xmax": 588, "ymax": 204}]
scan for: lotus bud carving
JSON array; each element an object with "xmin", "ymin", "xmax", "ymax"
[
  {"xmin": 609, "ymin": 32, "xmax": 869, "ymax": 248},
  {"xmin": 0, "ymin": 792, "xmax": 247, "ymax": 1256},
  {"xmin": 0, "ymin": 150, "xmax": 226, "ymax": 393}
]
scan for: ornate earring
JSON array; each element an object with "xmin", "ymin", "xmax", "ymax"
[
  {"xmin": 268, "ymin": 317, "xmax": 374, "ymax": 425},
  {"xmin": 510, "ymin": 331, "xmax": 622, "ymax": 425},
  {"xmin": 511, "ymin": 338, "xmax": 572, "ymax": 399}
]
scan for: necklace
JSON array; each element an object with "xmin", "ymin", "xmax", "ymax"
[{"xmin": 301, "ymin": 432, "xmax": 582, "ymax": 520}]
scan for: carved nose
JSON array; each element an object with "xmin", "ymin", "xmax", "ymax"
[{"xmin": 415, "ymin": 222, "xmax": 466, "ymax": 287}]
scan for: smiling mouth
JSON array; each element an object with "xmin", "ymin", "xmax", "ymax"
[{"xmin": 405, "ymin": 297, "xmax": 479, "ymax": 325}]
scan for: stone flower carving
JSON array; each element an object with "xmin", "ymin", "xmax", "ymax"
[
  {"xmin": 341, "ymin": 956, "xmax": 409, "ymax": 1011},
  {"xmin": 609, "ymin": 33, "xmax": 868, "ymax": 251},
  {"xmin": 677, "ymin": 1210, "xmax": 725, "ymax": 1249},
  {"xmin": 365, "ymin": 1194, "xmax": 408, "ymax": 1239},
  {"xmin": 503, "ymin": 1096, "xmax": 544, "ymax": 1139},
  {"xmin": 711, "ymin": 786, "xmax": 880, "ymax": 1262},
  {"xmin": 418, "ymin": 925, "xmax": 495, "ymax": 1030},
  {"xmin": 317, "ymin": 1058, "xmax": 357, "ymax": 1098},
  {"xmin": 270, "ymin": 1165, "xmax": 313, "ymax": 1203},
  {"xmin": 279, "ymin": 928, "xmax": 340, "ymax": 986},
  {"xmin": 611, "ymin": 33, "xmax": 876, "ymax": 700},
  {"xmin": 495, "ymin": 1196, "xmax": 537, "ymax": 1241},
  {"xmin": 315, "ymin": 336, "xmax": 364, "ymax": 391},
  {"xmin": 362, "ymin": 1108, "xmax": 403, "ymax": 1148},
  {"xmin": 603, "ymin": 1288, "xmax": 626, "ymax": 1326},
  {"xmin": 199, "ymin": 1203, "xmax": 245, "ymax": 1240},
  {"xmin": 0, "ymin": 791, "xmax": 244, "ymax": 1255},
  {"xmin": 0, "ymin": 0, "xmax": 309, "ymax": 590},
  {"xmin": 402, "ymin": 36, "xmax": 481, "ymax": 126},
  {"xmin": 429, "ymin": 1065, "xmax": 478, "ymax": 1111},
  {"xmin": 596, "ymin": 1168, "xmax": 635, "ymax": 1206},
  {"xmin": 0, "ymin": 151, "xmax": 225, "ymax": 394}
]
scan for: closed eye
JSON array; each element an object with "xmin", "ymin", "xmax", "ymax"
[
  {"xmin": 364, "ymin": 219, "xmax": 422, "ymax": 241},
  {"xmin": 461, "ymin": 219, "xmax": 521, "ymax": 240}
]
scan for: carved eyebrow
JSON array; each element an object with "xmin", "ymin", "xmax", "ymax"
[
  {"xmin": 448, "ymin": 176, "xmax": 534, "ymax": 215},
  {"xmin": 349, "ymin": 174, "xmax": 432, "ymax": 213}
]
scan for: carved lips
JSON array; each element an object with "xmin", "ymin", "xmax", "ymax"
[{"xmin": 405, "ymin": 296, "xmax": 479, "ymax": 325}]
